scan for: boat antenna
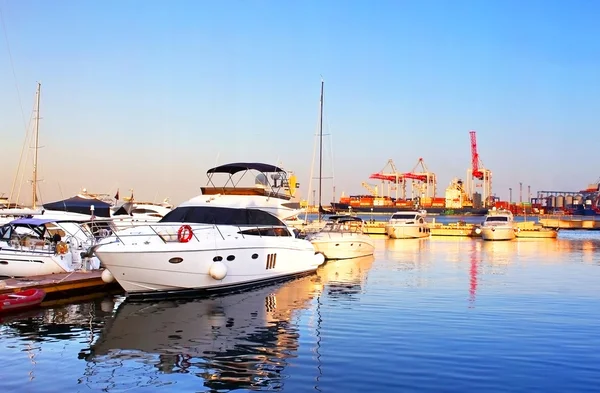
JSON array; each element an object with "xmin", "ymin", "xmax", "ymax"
[
  {"xmin": 32, "ymin": 82, "xmax": 41, "ymax": 209},
  {"xmin": 318, "ymin": 77, "xmax": 324, "ymax": 222}
]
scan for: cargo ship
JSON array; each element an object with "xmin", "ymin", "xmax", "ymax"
[{"xmin": 332, "ymin": 178, "xmax": 490, "ymax": 216}]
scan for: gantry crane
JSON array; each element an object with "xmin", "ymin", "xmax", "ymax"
[
  {"xmin": 361, "ymin": 182, "xmax": 379, "ymax": 196},
  {"xmin": 368, "ymin": 158, "xmax": 437, "ymax": 200},
  {"xmin": 466, "ymin": 130, "xmax": 492, "ymax": 207}
]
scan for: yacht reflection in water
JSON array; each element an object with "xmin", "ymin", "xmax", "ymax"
[{"xmin": 83, "ymin": 255, "xmax": 375, "ymax": 391}]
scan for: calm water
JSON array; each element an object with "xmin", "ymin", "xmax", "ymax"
[{"xmin": 2, "ymin": 231, "xmax": 600, "ymax": 392}]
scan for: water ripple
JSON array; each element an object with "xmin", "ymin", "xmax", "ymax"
[{"xmin": 2, "ymin": 237, "xmax": 600, "ymax": 392}]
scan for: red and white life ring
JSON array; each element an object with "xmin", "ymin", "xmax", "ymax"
[{"xmin": 177, "ymin": 225, "xmax": 193, "ymax": 243}]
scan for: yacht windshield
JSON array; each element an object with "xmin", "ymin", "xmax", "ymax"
[
  {"xmin": 160, "ymin": 206, "xmax": 284, "ymax": 226},
  {"xmin": 391, "ymin": 214, "xmax": 417, "ymax": 220},
  {"xmin": 486, "ymin": 216, "xmax": 509, "ymax": 222}
]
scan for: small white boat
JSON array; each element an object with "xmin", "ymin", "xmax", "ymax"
[
  {"xmin": 94, "ymin": 204, "xmax": 325, "ymax": 298},
  {"xmin": 305, "ymin": 215, "xmax": 375, "ymax": 260},
  {"xmin": 478, "ymin": 209, "xmax": 516, "ymax": 241},
  {"xmin": 0, "ymin": 217, "xmax": 102, "ymax": 277},
  {"xmin": 385, "ymin": 210, "xmax": 430, "ymax": 239}
]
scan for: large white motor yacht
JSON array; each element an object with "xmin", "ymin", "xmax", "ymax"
[
  {"xmin": 94, "ymin": 204, "xmax": 325, "ymax": 298},
  {"xmin": 191, "ymin": 162, "xmax": 303, "ymax": 221},
  {"xmin": 478, "ymin": 209, "xmax": 517, "ymax": 241},
  {"xmin": 0, "ymin": 217, "xmax": 101, "ymax": 277},
  {"xmin": 385, "ymin": 210, "xmax": 431, "ymax": 239},
  {"xmin": 305, "ymin": 215, "xmax": 375, "ymax": 260}
]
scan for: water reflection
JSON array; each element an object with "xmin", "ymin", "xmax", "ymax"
[{"xmin": 81, "ymin": 257, "xmax": 376, "ymax": 392}]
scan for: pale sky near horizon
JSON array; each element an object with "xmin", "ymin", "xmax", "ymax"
[{"xmin": 1, "ymin": 0, "xmax": 599, "ymax": 206}]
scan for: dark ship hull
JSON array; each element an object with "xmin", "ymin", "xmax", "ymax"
[{"xmin": 331, "ymin": 203, "xmax": 489, "ymax": 216}]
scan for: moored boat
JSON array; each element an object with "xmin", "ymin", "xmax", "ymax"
[
  {"xmin": 306, "ymin": 215, "xmax": 375, "ymax": 260},
  {"xmin": 385, "ymin": 210, "xmax": 431, "ymax": 239},
  {"xmin": 479, "ymin": 209, "xmax": 516, "ymax": 241},
  {"xmin": 94, "ymin": 204, "xmax": 325, "ymax": 298},
  {"xmin": 0, "ymin": 288, "xmax": 46, "ymax": 314}
]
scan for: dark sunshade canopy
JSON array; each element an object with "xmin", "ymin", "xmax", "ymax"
[
  {"xmin": 207, "ymin": 162, "xmax": 286, "ymax": 175},
  {"xmin": 328, "ymin": 215, "xmax": 364, "ymax": 223},
  {"xmin": 43, "ymin": 196, "xmax": 111, "ymax": 217}
]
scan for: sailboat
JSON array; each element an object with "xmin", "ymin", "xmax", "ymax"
[{"xmin": 305, "ymin": 80, "xmax": 375, "ymax": 260}]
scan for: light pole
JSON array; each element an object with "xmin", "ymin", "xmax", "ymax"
[
  {"xmin": 509, "ymin": 188, "xmax": 512, "ymax": 205},
  {"xmin": 519, "ymin": 182, "xmax": 523, "ymax": 204}
]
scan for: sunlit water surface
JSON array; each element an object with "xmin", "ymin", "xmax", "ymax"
[{"xmin": 2, "ymin": 231, "xmax": 600, "ymax": 392}]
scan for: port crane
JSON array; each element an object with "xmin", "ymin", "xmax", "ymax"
[
  {"xmin": 368, "ymin": 158, "xmax": 437, "ymax": 200},
  {"xmin": 361, "ymin": 182, "xmax": 379, "ymax": 196},
  {"xmin": 466, "ymin": 130, "xmax": 493, "ymax": 207}
]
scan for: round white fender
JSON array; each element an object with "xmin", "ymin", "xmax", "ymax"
[
  {"xmin": 101, "ymin": 269, "xmax": 115, "ymax": 284},
  {"xmin": 209, "ymin": 261, "xmax": 228, "ymax": 280},
  {"xmin": 314, "ymin": 252, "xmax": 326, "ymax": 266},
  {"xmin": 475, "ymin": 227, "xmax": 482, "ymax": 235}
]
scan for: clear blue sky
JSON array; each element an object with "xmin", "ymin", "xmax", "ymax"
[{"xmin": 1, "ymin": 0, "xmax": 599, "ymax": 205}]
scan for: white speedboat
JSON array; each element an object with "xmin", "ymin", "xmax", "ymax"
[
  {"xmin": 478, "ymin": 209, "xmax": 516, "ymax": 241},
  {"xmin": 305, "ymin": 215, "xmax": 375, "ymax": 260},
  {"xmin": 94, "ymin": 204, "xmax": 325, "ymax": 297},
  {"xmin": 0, "ymin": 217, "xmax": 102, "ymax": 277},
  {"xmin": 385, "ymin": 210, "xmax": 430, "ymax": 239},
  {"xmin": 111, "ymin": 201, "xmax": 173, "ymax": 230},
  {"xmin": 191, "ymin": 162, "xmax": 303, "ymax": 221}
]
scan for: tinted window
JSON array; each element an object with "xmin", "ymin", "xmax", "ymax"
[{"xmin": 160, "ymin": 206, "xmax": 284, "ymax": 226}]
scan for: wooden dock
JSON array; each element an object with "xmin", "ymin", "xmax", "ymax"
[
  {"xmin": 0, "ymin": 270, "xmax": 121, "ymax": 299},
  {"xmin": 539, "ymin": 215, "xmax": 600, "ymax": 230}
]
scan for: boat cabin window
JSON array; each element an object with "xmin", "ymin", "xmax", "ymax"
[
  {"xmin": 391, "ymin": 214, "xmax": 418, "ymax": 220},
  {"xmin": 160, "ymin": 206, "xmax": 284, "ymax": 226},
  {"xmin": 486, "ymin": 216, "xmax": 509, "ymax": 222},
  {"xmin": 323, "ymin": 219, "xmax": 363, "ymax": 232}
]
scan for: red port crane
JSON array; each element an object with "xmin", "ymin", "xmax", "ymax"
[
  {"xmin": 466, "ymin": 130, "xmax": 492, "ymax": 207},
  {"xmin": 470, "ymin": 130, "xmax": 484, "ymax": 180},
  {"xmin": 369, "ymin": 158, "xmax": 436, "ymax": 200}
]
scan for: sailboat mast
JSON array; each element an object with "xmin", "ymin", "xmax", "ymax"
[
  {"xmin": 318, "ymin": 79, "xmax": 324, "ymax": 222},
  {"xmin": 32, "ymin": 82, "xmax": 41, "ymax": 209}
]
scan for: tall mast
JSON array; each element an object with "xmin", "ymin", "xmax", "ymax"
[
  {"xmin": 32, "ymin": 82, "xmax": 41, "ymax": 209},
  {"xmin": 318, "ymin": 79, "xmax": 324, "ymax": 222}
]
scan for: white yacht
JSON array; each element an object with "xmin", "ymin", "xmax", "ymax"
[
  {"xmin": 305, "ymin": 215, "xmax": 375, "ymax": 260},
  {"xmin": 111, "ymin": 201, "xmax": 173, "ymax": 230},
  {"xmin": 385, "ymin": 210, "xmax": 430, "ymax": 239},
  {"xmin": 478, "ymin": 209, "xmax": 517, "ymax": 241},
  {"xmin": 192, "ymin": 162, "xmax": 303, "ymax": 221},
  {"xmin": 0, "ymin": 217, "xmax": 102, "ymax": 277},
  {"xmin": 94, "ymin": 204, "xmax": 325, "ymax": 298}
]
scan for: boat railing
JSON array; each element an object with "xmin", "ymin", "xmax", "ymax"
[{"xmin": 104, "ymin": 222, "xmax": 296, "ymax": 245}]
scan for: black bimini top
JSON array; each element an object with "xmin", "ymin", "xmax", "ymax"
[
  {"xmin": 206, "ymin": 162, "xmax": 286, "ymax": 175},
  {"xmin": 328, "ymin": 215, "xmax": 364, "ymax": 223}
]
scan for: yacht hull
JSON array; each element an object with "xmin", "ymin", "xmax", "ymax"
[
  {"xmin": 385, "ymin": 224, "xmax": 430, "ymax": 239},
  {"xmin": 308, "ymin": 234, "xmax": 375, "ymax": 260},
  {"xmin": 0, "ymin": 251, "xmax": 68, "ymax": 277},
  {"xmin": 96, "ymin": 234, "xmax": 324, "ymax": 296},
  {"xmin": 0, "ymin": 250, "xmax": 100, "ymax": 277},
  {"xmin": 480, "ymin": 227, "xmax": 516, "ymax": 241}
]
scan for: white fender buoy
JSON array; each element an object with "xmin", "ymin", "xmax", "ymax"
[
  {"xmin": 314, "ymin": 252, "xmax": 326, "ymax": 266},
  {"xmin": 475, "ymin": 227, "xmax": 482, "ymax": 235},
  {"xmin": 101, "ymin": 269, "xmax": 115, "ymax": 284},
  {"xmin": 209, "ymin": 261, "xmax": 228, "ymax": 280}
]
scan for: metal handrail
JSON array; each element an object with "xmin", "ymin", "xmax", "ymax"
[{"xmin": 104, "ymin": 223, "xmax": 294, "ymax": 245}]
